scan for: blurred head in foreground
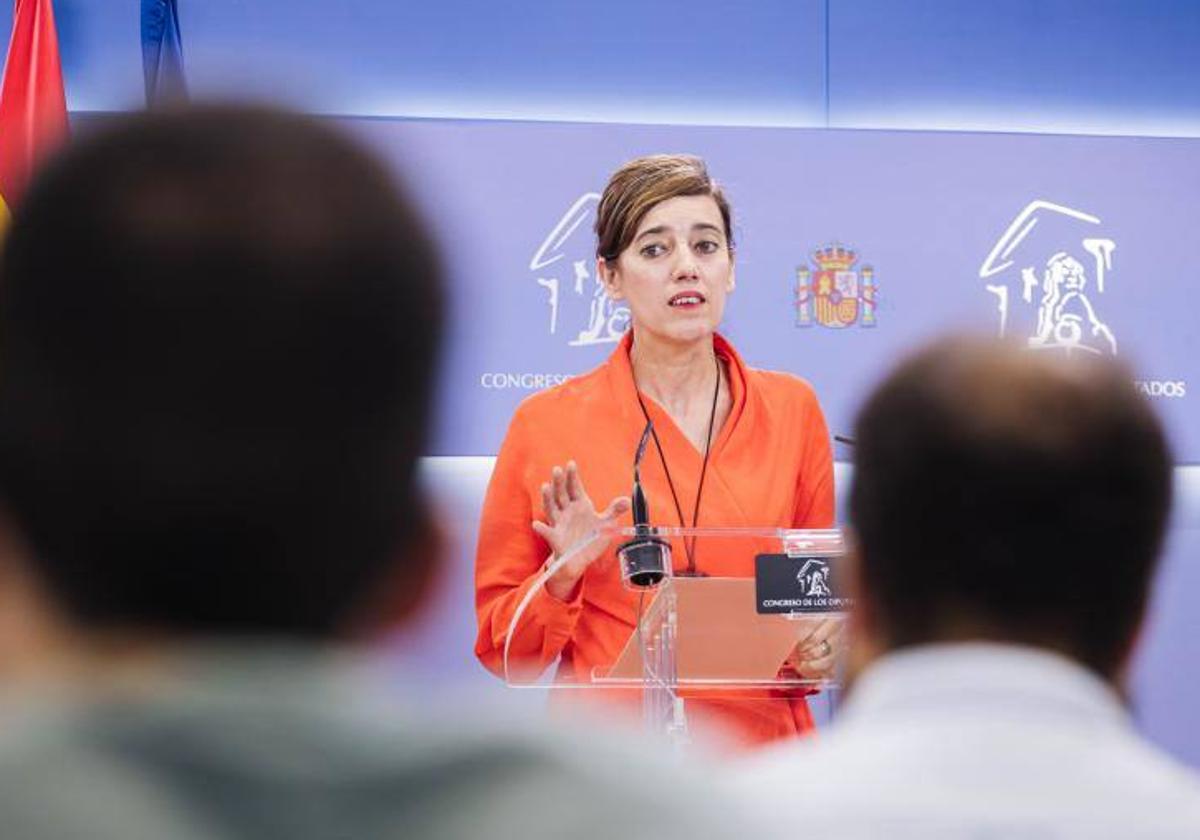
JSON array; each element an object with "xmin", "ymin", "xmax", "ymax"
[
  {"xmin": 848, "ymin": 335, "xmax": 1171, "ymax": 686},
  {"xmin": 0, "ymin": 105, "xmax": 443, "ymax": 664},
  {"xmin": 0, "ymin": 107, "xmax": 766, "ymax": 840}
]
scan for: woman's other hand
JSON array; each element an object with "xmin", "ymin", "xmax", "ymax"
[
  {"xmin": 785, "ymin": 617, "xmax": 846, "ymax": 681},
  {"xmin": 532, "ymin": 461, "xmax": 630, "ymax": 601}
]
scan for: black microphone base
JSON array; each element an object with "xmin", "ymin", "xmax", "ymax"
[{"xmin": 618, "ymin": 534, "xmax": 671, "ymax": 589}]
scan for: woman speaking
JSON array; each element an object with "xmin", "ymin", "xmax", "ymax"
[{"xmin": 474, "ymin": 154, "xmax": 835, "ymax": 747}]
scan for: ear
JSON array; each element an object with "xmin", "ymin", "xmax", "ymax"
[{"xmin": 598, "ymin": 257, "xmax": 624, "ymax": 300}]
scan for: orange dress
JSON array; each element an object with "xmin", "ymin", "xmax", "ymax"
[{"xmin": 474, "ymin": 332, "xmax": 835, "ymax": 747}]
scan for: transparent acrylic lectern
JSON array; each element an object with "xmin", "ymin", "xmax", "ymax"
[{"xmin": 502, "ymin": 526, "xmax": 849, "ymax": 744}]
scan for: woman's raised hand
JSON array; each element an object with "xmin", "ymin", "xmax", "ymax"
[{"xmin": 532, "ymin": 461, "xmax": 630, "ymax": 601}]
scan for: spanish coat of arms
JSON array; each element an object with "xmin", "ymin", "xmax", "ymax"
[{"xmin": 795, "ymin": 245, "xmax": 877, "ymax": 329}]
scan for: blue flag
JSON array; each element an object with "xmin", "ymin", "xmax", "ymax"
[{"xmin": 141, "ymin": 0, "xmax": 187, "ymax": 106}]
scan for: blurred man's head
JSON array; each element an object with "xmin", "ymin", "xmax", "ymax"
[
  {"xmin": 848, "ymin": 336, "xmax": 1171, "ymax": 683},
  {"xmin": 0, "ymin": 105, "xmax": 443, "ymax": 646}
]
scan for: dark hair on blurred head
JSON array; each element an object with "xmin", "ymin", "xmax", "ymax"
[
  {"xmin": 0, "ymin": 105, "xmax": 444, "ymax": 638},
  {"xmin": 849, "ymin": 336, "xmax": 1172, "ymax": 678}
]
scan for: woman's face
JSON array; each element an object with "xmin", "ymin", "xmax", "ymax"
[{"xmin": 599, "ymin": 194, "xmax": 734, "ymax": 348}]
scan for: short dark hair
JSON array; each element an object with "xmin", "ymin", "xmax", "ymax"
[
  {"xmin": 595, "ymin": 154, "xmax": 733, "ymax": 263},
  {"xmin": 849, "ymin": 336, "xmax": 1172, "ymax": 677},
  {"xmin": 0, "ymin": 105, "xmax": 444, "ymax": 638}
]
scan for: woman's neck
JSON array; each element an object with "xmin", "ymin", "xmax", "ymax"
[{"xmin": 629, "ymin": 330, "xmax": 719, "ymax": 418}]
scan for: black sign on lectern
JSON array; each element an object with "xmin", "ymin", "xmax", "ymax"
[{"xmin": 754, "ymin": 553, "xmax": 854, "ymax": 615}]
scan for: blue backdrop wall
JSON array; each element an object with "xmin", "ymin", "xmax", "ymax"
[{"xmin": 40, "ymin": 1, "xmax": 1200, "ymax": 136}]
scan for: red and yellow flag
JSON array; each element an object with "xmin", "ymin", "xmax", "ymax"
[{"xmin": 0, "ymin": 0, "xmax": 67, "ymax": 222}]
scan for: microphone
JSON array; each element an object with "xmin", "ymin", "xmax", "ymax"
[
  {"xmin": 631, "ymin": 420, "xmax": 652, "ymax": 524},
  {"xmin": 617, "ymin": 420, "xmax": 671, "ymax": 588}
]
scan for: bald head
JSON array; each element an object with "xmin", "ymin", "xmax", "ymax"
[{"xmin": 849, "ymin": 336, "xmax": 1172, "ymax": 679}]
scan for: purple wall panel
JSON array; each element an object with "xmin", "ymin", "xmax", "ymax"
[{"xmin": 343, "ymin": 117, "xmax": 1200, "ymax": 462}]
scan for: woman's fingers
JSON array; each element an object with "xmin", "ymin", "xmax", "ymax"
[
  {"xmin": 599, "ymin": 495, "xmax": 631, "ymax": 522},
  {"xmin": 792, "ymin": 624, "xmax": 841, "ymax": 679},
  {"xmin": 806, "ymin": 620, "xmax": 848, "ymax": 659},
  {"xmin": 565, "ymin": 461, "xmax": 584, "ymax": 503},
  {"xmin": 543, "ymin": 462, "xmax": 591, "ymax": 511},
  {"xmin": 795, "ymin": 617, "xmax": 844, "ymax": 659},
  {"xmin": 801, "ymin": 649, "xmax": 837, "ymax": 678},
  {"xmin": 551, "ymin": 465, "xmax": 569, "ymax": 509},
  {"xmin": 535, "ymin": 463, "xmax": 619, "ymax": 562},
  {"xmin": 794, "ymin": 617, "xmax": 824, "ymax": 649}
]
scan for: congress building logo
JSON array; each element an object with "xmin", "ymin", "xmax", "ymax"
[
  {"xmin": 796, "ymin": 558, "xmax": 833, "ymax": 597},
  {"xmin": 530, "ymin": 192, "xmax": 630, "ymax": 348},
  {"xmin": 979, "ymin": 200, "xmax": 1117, "ymax": 356},
  {"xmin": 794, "ymin": 244, "xmax": 878, "ymax": 329}
]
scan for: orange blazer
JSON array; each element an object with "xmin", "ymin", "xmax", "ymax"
[{"xmin": 474, "ymin": 332, "xmax": 835, "ymax": 747}]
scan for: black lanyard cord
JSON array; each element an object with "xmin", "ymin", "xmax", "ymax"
[{"xmin": 633, "ymin": 353, "xmax": 721, "ymax": 576}]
